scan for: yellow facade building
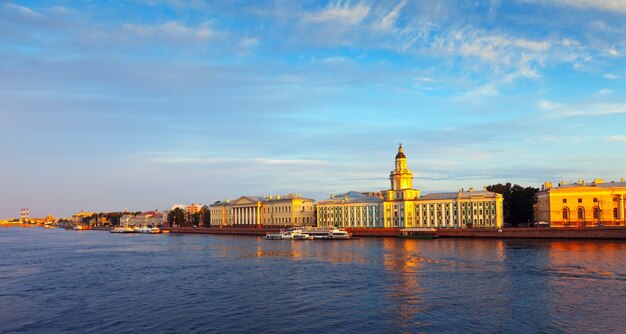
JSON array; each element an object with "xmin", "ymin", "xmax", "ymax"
[
  {"xmin": 209, "ymin": 194, "xmax": 315, "ymax": 228},
  {"xmin": 534, "ymin": 179, "xmax": 626, "ymax": 227},
  {"xmin": 317, "ymin": 145, "xmax": 504, "ymax": 229}
]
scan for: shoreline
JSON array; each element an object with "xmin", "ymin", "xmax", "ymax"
[{"xmin": 162, "ymin": 226, "xmax": 626, "ymax": 239}]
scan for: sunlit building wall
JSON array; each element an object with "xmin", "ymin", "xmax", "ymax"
[
  {"xmin": 317, "ymin": 192, "xmax": 383, "ymax": 228},
  {"xmin": 534, "ymin": 179, "xmax": 626, "ymax": 227},
  {"xmin": 209, "ymin": 194, "xmax": 315, "ymax": 227}
]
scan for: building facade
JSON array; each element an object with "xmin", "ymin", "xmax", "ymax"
[
  {"xmin": 318, "ymin": 145, "xmax": 504, "ymax": 229},
  {"xmin": 317, "ymin": 192, "xmax": 383, "ymax": 228},
  {"xmin": 534, "ymin": 179, "xmax": 626, "ymax": 227},
  {"xmin": 209, "ymin": 194, "xmax": 315, "ymax": 228}
]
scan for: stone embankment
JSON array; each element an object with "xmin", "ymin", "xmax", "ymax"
[{"xmin": 163, "ymin": 226, "xmax": 626, "ymax": 239}]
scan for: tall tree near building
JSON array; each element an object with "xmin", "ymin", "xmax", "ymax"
[
  {"xmin": 167, "ymin": 208, "xmax": 186, "ymax": 227},
  {"xmin": 486, "ymin": 183, "xmax": 539, "ymax": 227},
  {"xmin": 201, "ymin": 205, "xmax": 211, "ymax": 228}
]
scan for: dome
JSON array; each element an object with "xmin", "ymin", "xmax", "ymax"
[{"xmin": 395, "ymin": 144, "xmax": 406, "ymax": 159}]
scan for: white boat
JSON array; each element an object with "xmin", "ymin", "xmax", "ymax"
[
  {"xmin": 301, "ymin": 227, "xmax": 351, "ymax": 239},
  {"xmin": 110, "ymin": 226, "xmax": 135, "ymax": 233},
  {"xmin": 264, "ymin": 229, "xmax": 313, "ymax": 240}
]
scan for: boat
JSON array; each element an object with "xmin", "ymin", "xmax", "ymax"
[
  {"xmin": 110, "ymin": 226, "xmax": 135, "ymax": 233},
  {"xmin": 73, "ymin": 225, "xmax": 90, "ymax": 230},
  {"xmin": 264, "ymin": 228, "xmax": 313, "ymax": 240},
  {"xmin": 138, "ymin": 227, "xmax": 162, "ymax": 234},
  {"xmin": 301, "ymin": 227, "xmax": 352, "ymax": 239}
]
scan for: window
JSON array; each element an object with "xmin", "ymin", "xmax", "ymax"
[
  {"xmin": 593, "ymin": 207, "xmax": 600, "ymax": 219},
  {"xmin": 593, "ymin": 198, "xmax": 598, "ymax": 202},
  {"xmin": 578, "ymin": 198, "xmax": 582, "ymax": 203},
  {"xmin": 562, "ymin": 208, "xmax": 569, "ymax": 219},
  {"xmin": 563, "ymin": 199, "xmax": 567, "ymax": 203},
  {"xmin": 577, "ymin": 207, "xmax": 584, "ymax": 219},
  {"xmin": 614, "ymin": 208, "xmax": 619, "ymax": 219}
]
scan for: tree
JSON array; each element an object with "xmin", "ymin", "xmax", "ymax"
[
  {"xmin": 200, "ymin": 205, "xmax": 211, "ymax": 228},
  {"xmin": 167, "ymin": 208, "xmax": 186, "ymax": 227},
  {"xmin": 487, "ymin": 183, "xmax": 539, "ymax": 227}
]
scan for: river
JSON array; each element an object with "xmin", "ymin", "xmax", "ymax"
[{"xmin": 1, "ymin": 227, "xmax": 624, "ymax": 333}]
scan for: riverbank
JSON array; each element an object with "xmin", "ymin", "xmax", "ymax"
[{"xmin": 162, "ymin": 226, "xmax": 626, "ymax": 239}]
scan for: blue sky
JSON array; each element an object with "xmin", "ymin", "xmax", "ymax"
[{"xmin": 1, "ymin": 0, "xmax": 625, "ymax": 218}]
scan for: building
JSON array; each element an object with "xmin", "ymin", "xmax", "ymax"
[
  {"xmin": 317, "ymin": 192, "xmax": 383, "ymax": 228},
  {"xmin": 209, "ymin": 194, "xmax": 315, "ymax": 228},
  {"xmin": 534, "ymin": 179, "xmax": 626, "ymax": 227},
  {"xmin": 71, "ymin": 210, "xmax": 95, "ymax": 226},
  {"xmin": 185, "ymin": 203, "xmax": 204, "ymax": 216},
  {"xmin": 319, "ymin": 144, "xmax": 504, "ymax": 229}
]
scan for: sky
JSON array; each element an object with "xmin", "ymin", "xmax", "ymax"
[{"xmin": 1, "ymin": 0, "xmax": 626, "ymax": 218}]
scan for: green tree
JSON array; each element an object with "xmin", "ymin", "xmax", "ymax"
[
  {"xmin": 167, "ymin": 208, "xmax": 186, "ymax": 227},
  {"xmin": 200, "ymin": 205, "xmax": 211, "ymax": 228},
  {"xmin": 487, "ymin": 183, "xmax": 539, "ymax": 227}
]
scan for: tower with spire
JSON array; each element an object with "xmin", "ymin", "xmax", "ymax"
[{"xmin": 383, "ymin": 144, "xmax": 420, "ymax": 227}]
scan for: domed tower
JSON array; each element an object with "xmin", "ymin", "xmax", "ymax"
[
  {"xmin": 390, "ymin": 144, "xmax": 413, "ymax": 190},
  {"xmin": 383, "ymin": 144, "xmax": 420, "ymax": 228}
]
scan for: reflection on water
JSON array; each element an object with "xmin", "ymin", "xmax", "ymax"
[{"xmin": 0, "ymin": 228, "xmax": 624, "ymax": 333}]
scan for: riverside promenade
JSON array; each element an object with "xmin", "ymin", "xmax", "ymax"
[{"xmin": 162, "ymin": 226, "xmax": 626, "ymax": 239}]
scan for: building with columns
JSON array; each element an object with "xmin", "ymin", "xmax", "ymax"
[
  {"xmin": 317, "ymin": 192, "xmax": 383, "ymax": 228},
  {"xmin": 318, "ymin": 144, "xmax": 503, "ymax": 229},
  {"xmin": 534, "ymin": 179, "xmax": 626, "ymax": 227},
  {"xmin": 209, "ymin": 194, "xmax": 315, "ymax": 228}
]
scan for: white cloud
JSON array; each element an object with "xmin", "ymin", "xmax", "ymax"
[
  {"xmin": 4, "ymin": 3, "xmax": 42, "ymax": 17},
  {"xmin": 123, "ymin": 21, "xmax": 216, "ymax": 41},
  {"xmin": 539, "ymin": 100, "xmax": 626, "ymax": 118},
  {"xmin": 607, "ymin": 135, "xmax": 626, "ymax": 142},
  {"xmin": 547, "ymin": 0, "xmax": 626, "ymax": 14},
  {"xmin": 596, "ymin": 88, "xmax": 614, "ymax": 96},
  {"xmin": 375, "ymin": 0, "xmax": 407, "ymax": 31},
  {"xmin": 604, "ymin": 73, "xmax": 621, "ymax": 80},
  {"xmin": 306, "ymin": 2, "xmax": 370, "ymax": 25},
  {"xmin": 607, "ymin": 48, "xmax": 620, "ymax": 57}
]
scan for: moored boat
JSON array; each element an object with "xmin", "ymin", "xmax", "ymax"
[
  {"xmin": 264, "ymin": 228, "xmax": 313, "ymax": 240},
  {"xmin": 301, "ymin": 227, "xmax": 351, "ymax": 239},
  {"xmin": 110, "ymin": 226, "xmax": 136, "ymax": 233}
]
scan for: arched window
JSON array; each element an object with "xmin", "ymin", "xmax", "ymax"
[
  {"xmin": 562, "ymin": 207, "xmax": 570, "ymax": 220},
  {"xmin": 577, "ymin": 207, "xmax": 585, "ymax": 220},
  {"xmin": 613, "ymin": 208, "xmax": 619, "ymax": 219},
  {"xmin": 593, "ymin": 207, "xmax": 600, "ymax": 219}
]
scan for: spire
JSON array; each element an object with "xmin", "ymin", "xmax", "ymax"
[{"xmin": 395, "ymin": 143, "xmax": 406, "ymax": 159}]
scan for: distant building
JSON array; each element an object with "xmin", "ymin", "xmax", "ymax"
[
  {"xmin": 209, "ymin": 194, "xmax": 315, "ymax": 227},
  {"xmin": 534, "ymin": 179, "xmax": 626, "ymax": 227},
  {"xmin": 319, "ymin": 145, "xmax": 504, "ymax": 229},
  {"xmin": 71, "ymin": 210, "xmax": 95, "ymax": 226},
  {"xmin": 125, "ymin": 211, "xmax": 164, "ymax": 227},
  {"xmin": 185, "ymin": 203, "xmax": 204, "ymax": 216}
]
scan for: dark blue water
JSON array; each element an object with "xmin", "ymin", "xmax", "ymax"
[{"xmin": 1, "ymin": 227, "xmax": 625, "ymax": 333}]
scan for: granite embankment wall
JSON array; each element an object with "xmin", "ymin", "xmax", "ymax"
[
  {"xmin": 436, "ymin": 227, "xmax": 626, "ymax": 239},
  {"xmin": 164, "ymin": 226, "xmax": 626, "ymax": 239}
]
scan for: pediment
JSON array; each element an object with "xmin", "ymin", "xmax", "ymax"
[{"xmin": 231, "ymin": 196, "xmax": 260, "ymax": 206}]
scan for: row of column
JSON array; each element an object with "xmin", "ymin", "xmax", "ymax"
[{"xmin": 232, "ymin": 206, "xmax": 258, "ymax": 225}]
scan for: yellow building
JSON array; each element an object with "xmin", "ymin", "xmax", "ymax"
[
  {"xmin": 534, "ymin": 179, "xmax": 626, "ymax": 227},
  {"xmin": 318, "ymin": 144, "xmax": 504, "ymax": 229},
  {"xmin": 209, "ymin": 194, "xmax": 315, "ymax": 228}
]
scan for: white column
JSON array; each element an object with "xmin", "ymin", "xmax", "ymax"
[{"xmin": 617, "ymin": 195, "xmax": 626, "ymax": 224}]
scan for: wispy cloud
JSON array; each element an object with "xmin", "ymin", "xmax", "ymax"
[
  {"xmin": 535, "ymin": 0, "xmax": 626, "ymax": 14},
  {"xmin": 123, "ymin": 21, "xmax": 217, "ymax": 41},
  {"xmin": 305, "ymin": 2, "xmax": 371, "ymax": 25},
  {"xmin": 607, "ymin": 135, "xmax": 626, "ymax": 142},
  {"xmin": 374, "ymin": 0, "xmax": 407, "ymax": 31},
  {"xmin": 540, "ymin": 100, "xmax": 626, "ymax": 118}
]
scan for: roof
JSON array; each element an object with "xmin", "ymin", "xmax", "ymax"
[
  {"xmin": 541, "ymin": 181, "xmax": 626, "ymax": 192},
  {"xmin": 419, "ymin": 190, "xmax": 500, "ymax": 200},
  {"xmin": 318, "ymin": 191, "xmax": 383, "ymax": 205}
]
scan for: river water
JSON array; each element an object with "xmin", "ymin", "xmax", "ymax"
[{"xmin": 1, "ymin": 227, "xmax": 624, "ymax": 333}]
